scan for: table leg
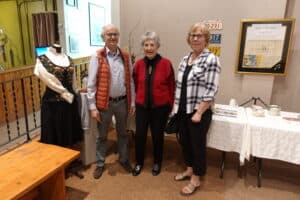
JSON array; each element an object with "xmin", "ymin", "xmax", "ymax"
[
  {"xmin": 237, "ymin": 162, "xmax": 243, "ymax": 178},
  {"xmin": 18, "ymin": 169, "xmax": 67, "ymax": 200},
  {"xmin": 220, "ymin": 151, "xmax": 226, "ymax": 178},
  {"xmin": 257, "ymin": 158, "xmax": 262, "ymax": 187},
  {"xmin": 39, "ymin": 169, "xmax": 67, "ymax": 200}
]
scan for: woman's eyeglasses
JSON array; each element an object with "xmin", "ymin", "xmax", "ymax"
[{"xmin": 189, "ymin": 33, "xmax": 205, "ymax": 39}]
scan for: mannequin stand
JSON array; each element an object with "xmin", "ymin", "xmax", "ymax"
[
  {"xmin": 239, "ymin": 96, "xmax": 268, "ymax": 107},
  {"xmin": 66, "ymin": 159, "xmax": 84, "ymax": 179}
]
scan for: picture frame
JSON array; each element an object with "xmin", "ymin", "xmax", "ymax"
[
  {"xmin": 88, "ymin": 3, "xmax": 105, "ymax": 46},
  {"xmin": 66, "ymin": 0, "xmax": 76, "ymax": 7},
  {"xmin": 235, "ymin": 18, "xmax": 295, "ymax": 75}
]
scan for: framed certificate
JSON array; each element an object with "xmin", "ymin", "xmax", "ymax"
[{"xmin": 235, "ymin": 18, "xmax": 295, "ymax": 75}]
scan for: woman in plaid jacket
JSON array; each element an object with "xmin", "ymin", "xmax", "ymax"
[{"xmin": 172, "ymin": 22, "xmax": 221, "ymax": 196}]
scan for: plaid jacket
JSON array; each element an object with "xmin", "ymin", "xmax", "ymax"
[{"xmin": 173, "ymin": 48, "xmax": 221, "ymax": 114}]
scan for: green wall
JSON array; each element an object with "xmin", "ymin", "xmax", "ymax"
[
  {"xmin": 0, "ymin": 1, "xmax": 22, "ymax": 68},
  {"xmin": 0, "ymin": 0, "xmax": 55, "ymax": 69}
]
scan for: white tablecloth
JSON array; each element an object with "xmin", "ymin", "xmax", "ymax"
[
  {"xmin": 245, "ymin": 108, "xmax": 300, "ymax": 165},
  {"xmin": 79, "ymin": 93, "xmax": 97, "ymax": 165},
  {"xmin": 79, "ymin": 93, "xmax": 91, "ymax": 130},
  {"xmin": 207, "ymin": 104, "xmax": 248, "ymax": 164}
]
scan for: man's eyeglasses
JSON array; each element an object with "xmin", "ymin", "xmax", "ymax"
[
  {"xmin": 105, "ymin": 33, "xmax": 119, "ymax": 37},
  {"xmin": 189, "ymin": 33, "xmax": 205, "ymax": 39}
]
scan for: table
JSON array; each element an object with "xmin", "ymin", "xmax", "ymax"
[
  {"xmin": 208, "ymin": 105, "xmax": 300, "ymax": 165},
  {"xmin": 244, "ymin": 108, "xmax": 300, "ymax": 186},
  {"xmin": 207, "ymin": 105, "xmax": 300, "ymax": 186},
  {"xmin": 207, "ymin": 104, "xmax": 248, "ymax": 159},
  {"xmin": 0, "ymin": 141, "xmax": 79, "ymax": 200},
  {"xmin": 245, "ymin": 108, "xmax": 300, "ymax": 165},
  {"xmin": 207, "ymin": 104, "xmax": 248, "ymax": 177}
]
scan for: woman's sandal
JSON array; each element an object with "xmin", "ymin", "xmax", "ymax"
[
  {"xmin": 180, "ymin": 182, "xmax": 200, "ymax": 196},
  {"xmin": 174, "ymin": 173, "xmax": 191, "ymax": 181}
]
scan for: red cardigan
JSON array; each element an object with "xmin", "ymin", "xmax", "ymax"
[{"xmin": 133, "ymin": 56, "xmax": 175, "ymax": 108}]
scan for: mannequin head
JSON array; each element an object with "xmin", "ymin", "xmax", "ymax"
[{"xmin": 52, "ymin": 43, "xmax": 62, "ymax": 53}]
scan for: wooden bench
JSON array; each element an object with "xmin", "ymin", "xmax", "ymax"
[{"xmin": 0, "ymin": 141, "xmax": 80, "ymax": 200}]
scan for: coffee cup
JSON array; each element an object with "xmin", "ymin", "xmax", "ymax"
[{"xmin": 268, "ymin": 105, "xmax": 281, "ymax": 116}]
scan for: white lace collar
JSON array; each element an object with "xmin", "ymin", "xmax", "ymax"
[{"xmin": 45, "ymin": 47, "xmax": 70, "ymax": 67}]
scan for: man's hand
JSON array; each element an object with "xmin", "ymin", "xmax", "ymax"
[
  {"xmin": 91, "ymin": 109, "xmax": 100, "ymax": 122},
  {"xmin": 79, "ymin": 88, "xmax": 87, "ymax": 93},
  {"xmin": 129, "ymin": 106, "xmax": 135, "ymax": 116}
]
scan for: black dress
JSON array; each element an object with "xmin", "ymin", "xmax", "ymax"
[{"xmin": 39, "ymin": 55, "xmax": 83, "ymax": 147}]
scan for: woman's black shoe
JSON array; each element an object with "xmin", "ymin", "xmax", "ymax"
[
  {"xmin": 152, "ymin": 163, "xmax": 161, "ymax": 176},
  {"xmin": 132, "ymin": 165, "xmax": 143, "ymax": 176}
]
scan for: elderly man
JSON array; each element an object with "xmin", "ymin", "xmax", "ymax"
[{"xmin": 87, "ymin": 24, "xmax": 135, "ymax": 179}]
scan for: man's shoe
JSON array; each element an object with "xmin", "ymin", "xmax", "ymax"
[
  {"xmin": 152, "ymin": 163, "xmax": 161, "ymax": 176},
  {"xmin": 93, "ymin": 166, "xmax": 104, "ymax": 179},
  {"xmin": 120, "ymin": 160, "xmax": 133, "ymax": 173},
  {"xmin": 132, "ymin": 164, "xmax": 143, "ymax": 176}
]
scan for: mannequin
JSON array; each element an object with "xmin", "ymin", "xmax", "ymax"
[
  {"xmin": 45, "ymin": 44, "xmax": 70, "ymax": 66},
  {"xmin": 51, "ymin": 43, "xmax": 62, "ymax": 53},
  {"xmin": 34, "ymin": 43, "xmax": 83, "ymax": 178},
  {"xmin": 34, "ymin": 44, "xmax": 75, "ymax": 104}
]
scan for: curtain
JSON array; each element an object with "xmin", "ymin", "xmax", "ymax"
[{"xmin": 32, "ymin": 12, "xmax": 59, "ymax": 47}]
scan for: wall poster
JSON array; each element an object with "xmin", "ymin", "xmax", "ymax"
[{"xmin": 236, "ymin": 18, "xmax": 295, "ymax": 75}]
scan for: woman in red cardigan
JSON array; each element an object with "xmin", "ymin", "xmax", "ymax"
[{"xmin": 132, "ymin": 31, "xmax": 175, "ymax": 176}]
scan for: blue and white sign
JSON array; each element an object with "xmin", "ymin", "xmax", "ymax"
[{"xmin": 210, "ymin": 34, "xmax": 222, "ymax": 44}]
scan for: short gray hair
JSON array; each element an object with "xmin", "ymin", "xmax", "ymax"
[
  {"xmin": 140, "ymin": 31, "xmax": 160, "ymax": 47},
  {"xmin": 101, "ymin": 24, "xmax": 119, "ymax": 38}
]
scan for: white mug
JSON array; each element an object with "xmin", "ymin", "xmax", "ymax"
[
  {"xmin": 251, "ymin": 105, "xmax": 265, "ymax": 117},
  {"xmin": 229, "ymin": 98, "xmax": 238, "ymax": 107},
  {"xmin": 268, "ymin": 105, "xmax": 281, "ymax": 116}
]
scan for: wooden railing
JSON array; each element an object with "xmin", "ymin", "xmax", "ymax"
[
  {"xmin": 0, "ymin": 57, "xmax": 90, "ymax": 148},
  {"xmin": 0, "ymin": 67, "xmax": 42, "ymax": 125}
]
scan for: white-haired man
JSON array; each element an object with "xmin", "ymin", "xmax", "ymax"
[{"xmin": 87, "ymin": 24, "xmax": 135, "ymax": 179}]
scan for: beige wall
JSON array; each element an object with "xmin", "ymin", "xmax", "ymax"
[
  {"xmin": 120, "ymin": 0, "xmax": 300, "ymax": 112},
  {"xmin": 271, "ymin": 0, "xmax": 300, "ymax": 112}
]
